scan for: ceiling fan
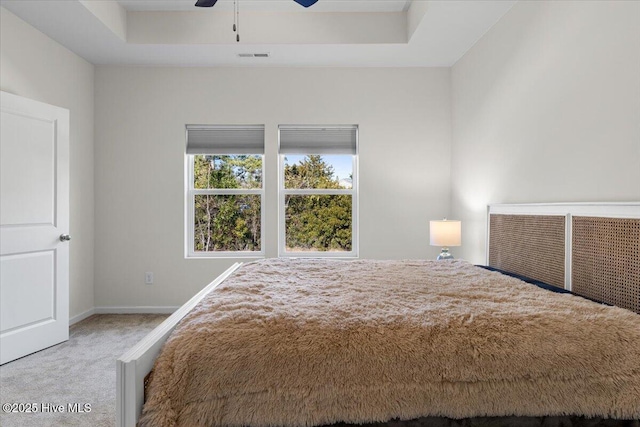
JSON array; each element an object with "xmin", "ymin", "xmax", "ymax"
[
  {"xmin": 194, "ymin": 0, "xmax": 319, "ymax": 42},
  {"xmin": 195, "ymin": 0, "xmax": 319, "ymax": 8}
]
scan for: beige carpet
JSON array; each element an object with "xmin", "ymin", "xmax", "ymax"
[{"xmin": 0, "ymin": 314, "xmax": 168, "ymax": 427}]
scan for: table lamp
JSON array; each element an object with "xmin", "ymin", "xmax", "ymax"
[{"xmin": 430, "ymin": 219, "xmax": 461, "ymax": 260}]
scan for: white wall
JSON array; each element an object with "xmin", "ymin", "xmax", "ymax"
[
  {"xmin": 94, "ymin": 67, "xmax": 451, "ymax": 307},
  {"xmin": 451, "ymin": 0, "xmax": 640, "ymax": 263},
  {"xmin": 0, "ymin": 8, "xmax": 95, "ymax": 319}
]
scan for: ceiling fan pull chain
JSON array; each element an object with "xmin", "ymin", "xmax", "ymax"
[{"xmin": 233, "ymin": 0, "xmax": 236, "ymax": 32}]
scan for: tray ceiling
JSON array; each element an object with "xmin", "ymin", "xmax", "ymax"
[{"xmin": 0, "ymin": 0, "xmax": 516, "ymax": 67}]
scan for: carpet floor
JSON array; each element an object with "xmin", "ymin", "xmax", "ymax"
[{"xmin": 0, "ymin": 314, "xmax": 168, "ymax": 427}]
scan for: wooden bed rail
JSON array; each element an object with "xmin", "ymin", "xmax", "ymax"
[{"xmin": 116, "ymin": 262, "xmax": 243, "ymax": 427}]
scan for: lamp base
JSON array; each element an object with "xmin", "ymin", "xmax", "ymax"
[{"xmin": 436, "ymin": 248, "xmax": 454, "ymax": 260}]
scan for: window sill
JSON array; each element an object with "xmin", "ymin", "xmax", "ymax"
[{"xmin": 186, "ymin": 252, "xmax": 266, "ymax": 260}]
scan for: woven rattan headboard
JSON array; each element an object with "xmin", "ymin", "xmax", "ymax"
[
  {"xmin": 488, "ymin": 214, "xmax": 565, "ymax": 288},
  {"xmin": 487, "ymin": 204, "xmax": 640, "ymax": 314},
  {"xmin": 572, "ymin": 216, "xmax": 640, "ymax": 313}
]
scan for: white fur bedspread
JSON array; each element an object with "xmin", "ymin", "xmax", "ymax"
[{"xmin": 140, "ymin": 259, "xmax": 640, "ymax": 427}]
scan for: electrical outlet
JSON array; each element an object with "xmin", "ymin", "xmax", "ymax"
[{"xmin": 145, "ymin": 272, "xmax": 154, "ymax": 285}]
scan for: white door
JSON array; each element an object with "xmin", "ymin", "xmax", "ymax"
[{"xmin": 0, "ymin": 91, "xmax": 70, "ymax": 365}]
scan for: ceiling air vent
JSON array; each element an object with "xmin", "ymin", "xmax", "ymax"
[{"xmin": 238, "ymin": 53, "xmax": 270, "ymax": 58}]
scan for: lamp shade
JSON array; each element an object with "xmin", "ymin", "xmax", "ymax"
[{"xmin": 430, "ymin": 220, "xmax": 461, "ymax": 247}]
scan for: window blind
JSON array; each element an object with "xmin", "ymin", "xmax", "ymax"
[
  {"xmin": 186, "ymin": 125, "xmax": 265, "ymax": 155},
  {"xmin": 279, "ymin": 125, "xmax": 357, "ymax": 155}
]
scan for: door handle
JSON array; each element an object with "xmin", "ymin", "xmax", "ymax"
[{"xmin": 59, "ymin": 234, "xmax": 71, "ymax": 242}]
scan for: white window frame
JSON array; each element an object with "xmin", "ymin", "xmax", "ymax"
[
  {"xmin": 278, "ymin": 127, "xmax": 359, "ymax": 258},
  {"xmin": 185, "ymin": 154, "xmax": 265, "ymax": 258}
]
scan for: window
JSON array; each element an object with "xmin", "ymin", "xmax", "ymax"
[
  {"xmin": 279, "ymin": 125, "xmax": 358, "ymax": 257},
  {"xmin": 186, "ymin": 125, "xmax": 264, "ymax": 257}
]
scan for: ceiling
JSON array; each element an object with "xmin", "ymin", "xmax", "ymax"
[{"xmin": 0, "ymin": 0, "xmax": 516, "ymax": 67}]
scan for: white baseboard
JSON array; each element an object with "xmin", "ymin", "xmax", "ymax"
[
  {"xmin": 69, "ymin": 307, "xmax": 178, "ymax": 325},
  {"xmin": 94, "ymin": 306, "xmax": 179, "ymax": 315},
  {"xmin": 70, "ymin": 307, "xmax": 96, "ymax": 325}
]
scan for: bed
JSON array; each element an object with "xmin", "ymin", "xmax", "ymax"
[{"xmin": 117, "ymin": 202, "xmax": 640, "ymax": 427}]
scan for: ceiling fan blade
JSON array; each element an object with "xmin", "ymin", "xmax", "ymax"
[
  {"xmin": 293, "ymin": 0, "xmax": 319, "ymax": 7},
  {"xmin": 194, "ymin": 0, "xmax": 218, "ymax": 7}
]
